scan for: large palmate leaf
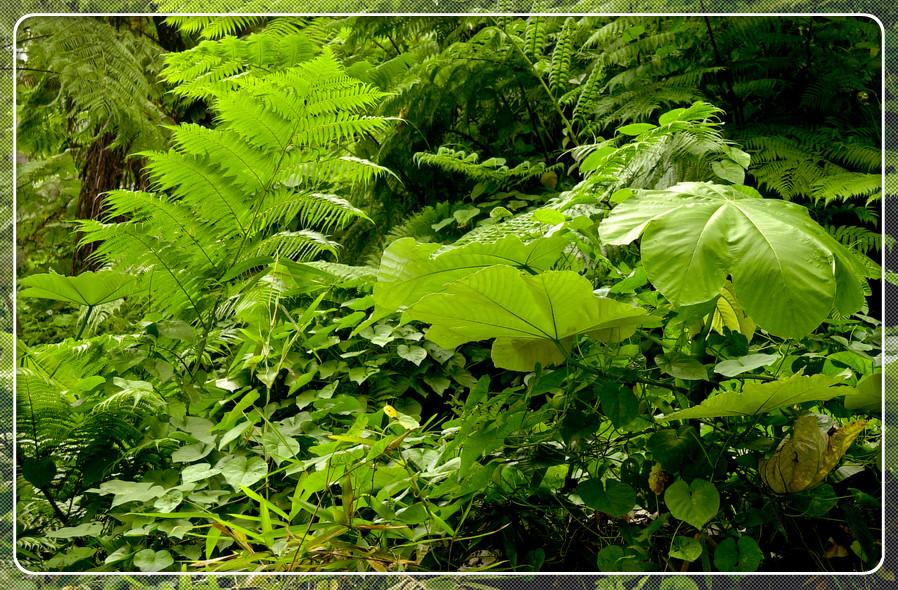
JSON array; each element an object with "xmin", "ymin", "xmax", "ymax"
[
  {"xmin": 659, "ymin": 373, "xmax": 851, "ymax": 422},
  {"xmin": 370, "ymin": 234, "xmax": 568, "ymax": 324},
  {"xmin": 19, "ymin": 270, "xmax": 135, "ymax": 307},
  {"xmin": 405, "ymin": 265, "xmax": 647, "ymax": 371},
  {"xmin": 598, "ymin": 182, "xmax": 868, "ymax": 338}
]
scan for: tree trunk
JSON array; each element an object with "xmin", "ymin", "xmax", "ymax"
[{"xmin": 71, "ymin": 132, "xmax": 126, "ymax": 273}]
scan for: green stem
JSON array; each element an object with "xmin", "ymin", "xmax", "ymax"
[
  {"xmin": 75, "ymin": 305, "xmax": 94, "ymax": 340},
  {"xmin": 497, "ymin": 19, "xmax": 579, "ymax": 145}
]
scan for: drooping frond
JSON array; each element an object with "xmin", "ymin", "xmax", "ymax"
[
  {"xmin": 17, "ymin": 17, "xmax": 167, "ymax": 149},
  {"xmin": 413, "ymin": 148, "xmax": 553, "ymax": 186},
  {"xmin": 80, "ymin": 50, "xmax": 389, "ymax": 321},
  {"xmin": 161, "ymin": 19, "xmax": 322, "ymax": 101},
  {"xmin": 164, "ymin": 16, "xmax": 267, "ymax": 39}
]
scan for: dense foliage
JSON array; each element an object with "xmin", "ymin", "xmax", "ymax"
[{"xmin": 15, "ymin": 15, "xmax": 883, "ymax": 573}]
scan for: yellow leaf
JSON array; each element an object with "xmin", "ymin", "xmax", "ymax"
[
  {"xmin": 760, "ymin": 416, "xmax": 865, "ymax": 493},
  {"xmin": 710, "ymin": 280, "xmax": 755, "ymax": 340},
  {"xmin": 648, "ymin": 462, "xmax": 671, "ymax": 495}
]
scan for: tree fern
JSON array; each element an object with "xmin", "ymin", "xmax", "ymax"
[
  {"xmin": 17, "ymin": 17, "xmax": 166, "ymax": 150},
  {"xmin": 79, "ymin": 51, "xmax": 389, "ymax": 325},
  {"xmin": 161, "ymin": 19, "xmax": 323, "ymax": 102}
]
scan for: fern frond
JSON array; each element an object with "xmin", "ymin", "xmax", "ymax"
[
  {"xmin": 253, "ymin": 230, "xmax": 340, "ymax": 261},
  {"xmin": 413, "ymin": 148, "xmax": 550, "ymax": 186},
  {"xmin": 812, "ymin": 172, "xmax": 882, "ymax": 203},
  {"xmin": 548, "ymin": 17, "xmax": 576, "ymax": 93},
  {"xmin": 826, "ymin": 224, "xmax": 885, "ymax": 254},
  {"xmin": 164, "ymin": 16, "xmax": 266, "ymax": 39}
]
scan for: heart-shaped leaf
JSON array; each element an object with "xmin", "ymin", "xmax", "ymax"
[
  {"xmin": 669, "ymin": 535, "xmax": 703, "ymax": 562},
  {"xmin": 133, "ymin": 548, "xmax": 174, "ymax": 572},
  {"xmin": 218, "ymin": 455, "xmax": 268, "ymax": 490},
  {"xmin": 153, "ymin": 489, "xmax": 184, "ymax": 513},
  {"xmin": 22, "ymin": 457, "xmax": 56, "ymax": 489},
  {"xmin": 713, "ymin": 536, "xmax": 763, "ymax": 572},
  {"xmin": 664, "ymin": 478, "xmax": 719, "ymax": 529},
  {"xmin": 91, "ymin": 480, "xmax": 166, "ymax": 508},
  {"xmin": 598, "ymin": 383, "xmax": 640, "ymax": 428},
  {"xmin": 577, "ymin": 479, "xmax": 636, "ymax": 517},
  {"xmin": 656, "ymin": 353, "xmax": 708, "ymax": 381}
]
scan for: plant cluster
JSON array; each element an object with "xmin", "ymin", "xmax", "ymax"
[{"xmin": 14, "ymin": 15, "xmax": 883, "ymax": 573}]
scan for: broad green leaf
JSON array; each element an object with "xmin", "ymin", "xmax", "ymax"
[
  {"xmin": 91, "ymin": 480, "xmax": 167, "ymax": 508},
  {"xmin": 647, "ymin": 428, "xmax": 699, "ymax": 470},
  {"xmin": 599, "ymin": 182, "xmax": 867, "ymax": 338},
  {"xmin": 596, "ymin": 545, "xmax": 627, "ymax": 571},
  {"xmin": 104, "ymin": 545, "xmax": 133, "ymax": 564},
  {"xmin": 577, "ymin": 479, "xmax": 636, "ymax": 517},
  {"xmin": 618, "ymin": 123, "xmax": 656, "ymax": 135},
  {"xmin": 181, "ymin": 463, "xmax": 220, "ymax": 484},
  {"xmin": 598, "ymin": 383, "xmax": 640, "ymax": 427},
  {"xmin": 713, "ymin": 536, "xmax": 763, "ymax": 572},
  {"xmin": 45, "ymin": 546, "xmax": 96, "ymax": 569},
  {"xmin": 791, "ymin": 483, "xmax": 838, "ymax": 517},
  {"xmin": 405, "ymin": 266, "xmax": 647, "ymax": 371},
  {"xmin": 396, "ymin": 344, "xmax": 427, "ymax": 366},
  {"xmin": 664, "ymin": 478, "xmax": 719, "ymax": 529},
  {"xmin": 453, "ymin": 206, "xmax": 480, "ymax": 225},
  {"xmin": 19, "ymin": 269, "xmax": 134, "ymax": 306},
  {"xmin": 153, "ymin": 489, "xmax": 184, "ymax": 513},
  {"xmin": 844, "ymin": 373, "xmax": 881, "ymax": 411},
  {"xmin": 47, "ymin": 522, "xmax": 103, "ymax": 539},
  {"xmin": 659, "ymin": 373, "xmax": 850, "ymax": 421},
  {"xmin": 713, "ymin": 353, "xmax": 779, "ymax": 377},
  {"xmin": 711, "ymin": 159, "xmax": 745, "ymax": 184},
  {"xmin": 656, "ymin": 353, "xmax": 708, "ymax": 381},
  {"xmin": 759, "ymin": 415, "xmax": 866, "ymax": 493},
  {"xmin": 370, "ymin": 234, "xmax": 568, "ymax": 323},
  {"xmin": 658, "ymin": 107, "xmax": 687, "ymax": 126},
  {"xmin": 218, "ymin": 455, "xmax": 268, "ymax": 490},
  {"xmin": 171, "ymin": 442, "xmax": 213, "ymax": 463},
  {"xmin": 133, "ymin": 548, "xmax": 174, "ymax": 572},
  {"xmin": 21, "ymin": 457, "xmax": 56, "ymax": 489},
  {"xmin": 532, "ymin": 208, "xmax": 566, "ymax": 225},
  {"xmin": 669, "ymin": 535, "xmax": 703, "ymax": 562},
  {"xmin": 709, "ymin": 280, "xmax": 755, "ymax": 339}
]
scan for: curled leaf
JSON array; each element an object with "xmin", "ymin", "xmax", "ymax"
[{"xmin": 759, "ymin": 416, "xmax": 866, "ymax": 493}]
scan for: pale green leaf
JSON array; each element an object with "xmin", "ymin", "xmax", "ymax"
[
  {"xmin": 405, "ymin": 266, "xmax": 647, "ymax": 371},
  {"xmin": 20, "ymin": 270, "xmax": 135, "ymax": 306},
  {"xmin": 713, "ymin": 353, "xmax": 779, "ymax": 377},
  {"xmin": 217, "ymin": 455, "xmax": 268, "ymax": 490},
  {"xmin": 133, "ymin": 549, "xmax": 174, "ymax": 572},
  {"xmin": 91, "ymin": 480, "xmax": 166, "ymax": 508},
  {"xmin": 599, "ymin": 182, "xmax": 867, "ymax": 338},
  {"xmin": 669, "ymin": 536, "xmax": 703, "ymax": 562},
  {"xmin": 370, "ymin": 235, "xmax": 568, "ymax": 324},
  {"xmin": 665, "ymin": 479, "xmax": 719, "ymax": 529},
  {"xmin": 843, "ymin": 373, "xmax": 881, "ymax": 411},
  {"xmin": 659, "ymin": 374, "xmax": 850, "ymax": 421}
]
